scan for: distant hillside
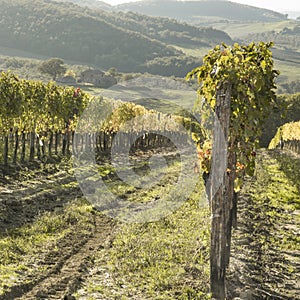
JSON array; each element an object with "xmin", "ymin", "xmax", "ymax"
[
  {"xmin": 241, "ymin": 25, "xmax": 300, "ymax": 62},
  {"xmin": 117, "ymin": 0, "xmax": 288, "ymax": 24},
  {"xmin": 237, "ymin": 24, "xmax": 300, "ymax": 89},
  {"xmin": 0, "ymin": 0, "xmax": 232, "ymax": 76},
  {"xmin": 283, "ymin": 11, "xmax": 300, "ymax": 20},
  {"xmin": 51, "ymin": 0, "xmax": 232, "ymax": 47},
  {"xmin": 98, "ymin": 10, "xmax": 232, "ymax": 47},
  {"xmin": 54, "ymin": 0, "xmax": 112, "ymax": 10}
]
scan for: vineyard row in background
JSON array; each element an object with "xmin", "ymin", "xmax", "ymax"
[
  {"xmin": 269, "ymin": 120, "xmax": 300, "ymax": 154},
  {"xmin": 1, "ymin": 71, "xmax": 300, "ymax": 167},
  {"xmin": 0, "ymin": 130, "xmax": 189, "ymax": 166},
  {"xmin": 284, "ymin": 139, "xmax": 300, "ymax": 154},
  {"xmin": 0, "ymin": 71, "xmax": 202, "ymax": 167}
]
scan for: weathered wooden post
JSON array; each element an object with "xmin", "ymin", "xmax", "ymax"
[
  {"xmin": 29, "ymin": 131, "xmax": 35, "ymax": 161},
  {"xmin": 13, "ymin": 130, "xmax": 19, "ymax": 163},
  {"xmin": 3, "ymin": 135, "xmax": 9, "ymax": 166},
  {"xmin": 187, "ymin": 42, "xmax": 279, "ymax": 300},
  {"xmin": 21, "ymin": 132, "xmax": 26, "ymax": 162},
  {"xmin": 209, "ymin": 83, "xmax": 232, "ymax": 299}
]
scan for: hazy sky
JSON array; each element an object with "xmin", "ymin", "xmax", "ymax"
[{"xmin": 103, "ymin": 0, "xmax": 300, "ymax": 12}]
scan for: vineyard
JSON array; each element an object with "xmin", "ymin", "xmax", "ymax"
[
  {"xmin": 0, "ymin": 72, "xmax": 198, "ymax": 169},
  {"xmin": 269, "ymin": 120, "xmax": 300, "ymax": 154},
  {"xmin": 0, "ymin": 41, "xmax": 300, "ymax": 300},
  {"xmin": 0, "ymin": 72, "xmax": 90, "ymax": 165}
]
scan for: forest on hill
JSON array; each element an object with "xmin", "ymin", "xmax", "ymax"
[
  {"xmin": 0, "ymin": 0, "xmax": 232, "ymax": 76},
  {"xmin": 1, "ymin": 0, "xmax": 300, "ymax": 88},
  {"xmin": 56, "ymin": 0, "xmax": 113, "ymax": 11}
]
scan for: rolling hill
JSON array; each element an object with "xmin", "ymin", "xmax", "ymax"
[
  {"xmin": 237, "ymin": 24, "xmax": 300, "ymax": 85},
  {"xmin": 0, "ymin": 0, "xmax": 232, "ymax": 76},
  {"xmin": 117, "ymin": 0, "xmax": 288, "ymax": 24},
  {"xmin": 55, "ymin": 0, "xmax": 113, "ymax": 10}
]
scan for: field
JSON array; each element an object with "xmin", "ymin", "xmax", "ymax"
[
  {"xmin": 211, "ymin": 20, "xmax": 298, "ymax": 39},
  {"xmin": 274, "ymin": 59, "xmax": 300, "ymax": 83},
  {"xmin": 0, "ymin": 147, "xmax": 212, "ymax": 299}
]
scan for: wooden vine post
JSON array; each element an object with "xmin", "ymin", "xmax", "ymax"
[
  {"xmin": 187, "ymin": 42, "xmax": 279, "ymax": 299},
  {"xmin": 209, "ymin": 83, "xmax": 232, "ymax": 299}
]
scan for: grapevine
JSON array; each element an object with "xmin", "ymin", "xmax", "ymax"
[
  {"xmin": 0, "ymin": 72, "xmax": 90, "ymax": 134},
  {"xmin": 187, "ymin": 42, "xmax": 280, "ymax": 190},
  {"xmin": 269, "ymin": 120, "xmax": 300, "ymax": 150},
  {"xmin": 187, "ymin": 42, "xmax": 280, "ymax": 299},
  {"xmin": 0, "ymin": 71, "xmax": 91, "ymax": 163}
]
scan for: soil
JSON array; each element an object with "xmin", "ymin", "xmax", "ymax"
[
  {"xmin": 227, "ymin": 150, "xmax": 300, "ymax": 300},
  {"xmin": 0, "ymin": 162, "xmax": 117, "ymax": 300}
]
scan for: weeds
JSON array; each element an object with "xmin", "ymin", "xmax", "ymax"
[
  {"xmin": 81, "ymin": 180, "xmax": 212, "ymax": 299},
  {"xmin": 0, "ymin": 198, "xmax": 93, "ymax": 295}
]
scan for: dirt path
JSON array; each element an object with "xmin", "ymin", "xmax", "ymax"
[
  {"xmin": 1, "ymin": 148, "xmax": 299, "ymax": 299},
  {"xmin": 11, "ymin": 215, "xmax": 116, "ymax": 300},
  {"xmin": 0, "ymin": 161, "xmax": 118, "ymax": 300},
  {"xmin": 228, "ymin": 150, "xmax": 300, "ymax": 299},
  {"xmin": 0, "ymin": 166, "xmax": 80, "ymax": 232},
  {"xmin": 0, "ymin": 211, "xmax": 116, "ymax": 300},
  {"xmin": 0, "ymin": 148, "xmax": 185, "ymax": 299}
]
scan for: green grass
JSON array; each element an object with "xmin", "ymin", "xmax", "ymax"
[
  {"xmin": 271, "ymin": 150, "xmax": 300, "ymax": 209},
  {"xmin": 76, "ymin": 177, "xmax": 212, "ymax": 299},
  {"xmin": 1, "ymin": 146, "xmax": 299, "ymax": 298},
  {"xmin": 0, "ymin": 198, "xmax": 94, "ymax": 295},
  {"xmin": 172, "ymin": 46, "xmax": 212, "ymax": 59},
  {"xmin": 274, "ymin": 59, "xmax": 300, "ymax": 83},
  {"xmin": 228, "ymin": 150, "xmax": 300, "ymax": 298},
  {"xmin": 81, "ymin": 80, "xmax": 197, "ymax": 117},
  {"xmin": 0, "ymin": 46, "xmax": 47, "ymax": 60},
  {"xmin": 212, "ymin": 20, "xmax": 298, "ymax": 39},
  {"xmin": 245, "ymin": 150, "xmax": 300, "ymax": 249}
]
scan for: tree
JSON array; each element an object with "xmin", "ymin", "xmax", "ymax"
[
  {"xmin": 65, "ymin": 69, "xmax": 76, "ymax": 78},
  {"xmin": 107, "ymin": 67, "xmax": 118, "ymax": 77},
  {"xmin": 187, "ymin": 42, "xmax": 279, "ymax": 299},
  {"xmin": 38, "ymin": 58, "xmax": 67, "ymax": 80}
]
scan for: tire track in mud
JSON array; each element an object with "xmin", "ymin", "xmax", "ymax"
[
  {"xmin": 15, "ymin": 215, "xmax": 115, "ymax": 300},
  {"xmin": 0, "ymin": 163, "xmax": 118, "ymax": 299},
  {"xmin": 1, "ymin": 215, "xmax": 116, "ymax": 300}
]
